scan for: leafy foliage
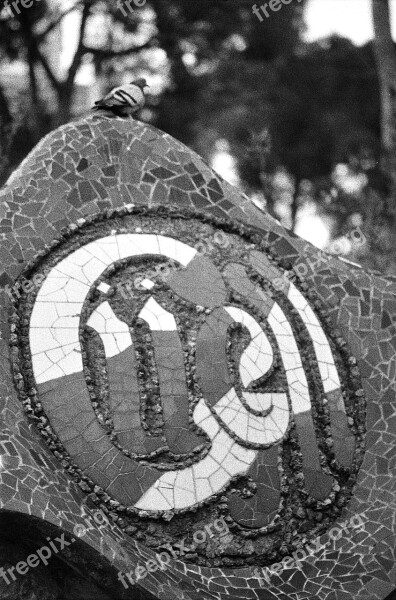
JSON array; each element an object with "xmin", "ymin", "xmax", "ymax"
[{"xmin": 0, "ymin": 0, "xmax": 392, "ymax": 273}]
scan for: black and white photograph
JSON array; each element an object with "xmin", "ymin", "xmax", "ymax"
[{"xmin": 0, "ymin": 1, "xmax": 395, "ymax": 599}]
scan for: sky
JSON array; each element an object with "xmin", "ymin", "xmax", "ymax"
[{"xmin": 305, "ymin": 0, "xmax": 396, "ymax": 45}]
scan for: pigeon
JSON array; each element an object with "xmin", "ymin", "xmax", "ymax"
[{"xmin": 93, "ymin": 78, "xmax": 149, "ymax": 117}]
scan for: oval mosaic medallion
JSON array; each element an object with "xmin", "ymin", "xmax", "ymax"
[{"xmin": 12, "ymin": 207, "xmax": 365, "ymax": 566}]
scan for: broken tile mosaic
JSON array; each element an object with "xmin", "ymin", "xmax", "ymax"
[{"xmin": 0, "ymin": 113, "xmax": 393, "ymax": 600}]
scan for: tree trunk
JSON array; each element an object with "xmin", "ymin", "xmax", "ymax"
[
  {"xmin": 0, "ymin": 84, "xmax": 12, "ymax": 185},
  {"xmin": 372, "ymin": 0, "xmax": 396, "ymax": 196},
  {"xmin": 56, "ymin": 87, "xmax": 74, "ymax": 126}
]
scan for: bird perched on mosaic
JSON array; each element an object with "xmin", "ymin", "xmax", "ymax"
[{"xmin": 93, "ymin": 78, "xmax": 149, "ymax": 117}]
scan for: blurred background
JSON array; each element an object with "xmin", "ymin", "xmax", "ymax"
[{"xmin": 1, "ymin": 0, "xmax": 396, "ymax": 274}]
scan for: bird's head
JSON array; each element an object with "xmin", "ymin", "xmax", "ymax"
[{"xmin": 131, "ymin": 78, "xmax": 150, "ymax": 91}]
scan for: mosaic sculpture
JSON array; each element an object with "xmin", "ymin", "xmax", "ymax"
[{"xmin": 0, "ymin": 113, "xmax": 395, "ymax": 600}]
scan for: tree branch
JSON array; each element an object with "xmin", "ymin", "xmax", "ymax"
[
  {"xmin": 372, "ymin": 0, "xmax": 396, "ymax": 193},
  {"xmin": 35, "ymin": 47, "xmax": 61, "ymax": 91},
  {"xmin": 17, "ymin": 11, "xmax": 61, "ymax": 92},
  {"xmin": 65, "ymin": 2, "xmax": 91, "ymax": 90},
  {"xmin": 372, "ymin": 0, "xmax": 396, "ymax": 149},
  {"xmin": 36, "ymin": 1, "xmax": 84, "ymax": 42},
  {"xmin": 82, "ymin": 38, "xmax": 154, "ymax": 59},
  {"xmin": 0, "ymin": 84, "xmax": 12, "ymax": 127},
  {"xmin": 0, "ymin": 83, "xmax": 13, "ymax": 182},
  {"xmin": 372, "ymin": 0, "xmax": 395, "ymax": 68}
]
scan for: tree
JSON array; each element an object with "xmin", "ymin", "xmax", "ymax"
[
  {"xmin": 152, "ymin": 0, "xmax": 248, "ymax": 145},
  {"xmin": 372, "ymin": 0, "xmax": 396, "ymax": 195},
  {"xmin": 196, "ymin": 34, "xmax": 381, "ymax": 230},
  {"xmin": 0, "ymin": 0, "xmax": 160, "ymax": 181},
  {"xmin": 0, "ymin": 0, "xmax": 254, "ymax": 166},
  {"xmin": 0, "ymin": 83, "xmax": 12, "ymax": 184},
  {"xmin": 0, "ymin": 1, "xmax": 154, "ymax": 126}
]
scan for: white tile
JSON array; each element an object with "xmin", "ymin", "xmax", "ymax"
[
  {"xmin": 88, "ymin": 237, "xmax": 120, "ymax": 263},
  {"xmin": 32, "ymin": 352, "xmax": 54, "ymax": 378},
  {"xmin": 195, "ymin": 478, "xmax": 213, "ymax": 502},
  {"xmin": 30, "ymin": 328, "xmax": 62, "ymax": 354},
  {"xmin": 174, "ymin": 487, "xmax": 196, "ymax": 509},
  {"xmin": 289, "ymin": 384, "xmax": 311, "ymax": 415},
  {"xmin": 246, "ymin": 427, "xmax": 276, "ymax": 445},
  {"xmin": 138, "ymin": 297, "xmax": 177, "ymax": 331},
  {"xmin": 239, "ymin": 353, "xmax": 268, "ymax": 387},
  {"xmin": 288, "ymin": 283, "xmax": 341, "ymax": 394},
  {"xmin": 86, "ymin": 305, "xmax": 105, "ymax": 333},
  {"xmin": 221, "ymin": 451, "xmax": 249, "ymax": 476},
  {"xmin": 62, "ymin": 279, "xmax": 91, "ymax": 303},
  {"xmin": 140, "ymin": 278, "xmax": 155, "ymax": 290},
  {"xmin": 192, "ymin": 454, "xmax": 219, "ymax": 479},
  {"xmin": 35, "ymin": 360, "xmax": 73, "ymax": 385},
  {"xmin": 30, "ymin": 302, "xmax": 58, "ymax": 328},
  {"xmin": 54, "ymin": 257, "xmax": 90, "ymax": 285},
  {"xmin": 157, "ymin": 235, "xmax": 196, "ymax": 266},
  {"xmin": 82, "ymin": 256, "xmax": 110, "ymax": 284},
  {"xmin": 272, "ymin": 393, "xmax": 289, "ymax": 411},
  {"xmin": 66, "ymin": 246, "xmax": 95, "ymax": 267},
  {"xmin": 268, "ymin": 303, "xmax": 312, "ymax": 417},
  {"xmin": 97, "ymin": 282, "xmax": 111, "ymax": 294},
  {"xmin": 174, "ymin": 469, "xmax": 194, "ymax": 493},
  {"xmin": 210, "ymin": 430, "xmax": 233, "ymax": 462},
  {"xmin": 225, "ymin": 306, "xmax": 273, "ymax": 387},
  {"xmin": 209, "ymin": 468, "xmax": 229, "ymax": 491},
  {"xmin": 156, "ymin": 471, "xmax": 177, "ymax": 487},
  {"xmin": 157, "ymin": 487, "xmax": 174, "ymax": 508},
  {"xmin": 227, "ymin": 409, "xmax": 249, "ymax": 439},
  {"xmin": 230, "ymin": 443, "xmax": 256, "ymax": 464},
  {"xmin": 193, "ymin": 398, "xmax": 212, "ymax": 425},
  {"xmin": 38, "ymin": 277, "xmax": 69, "ymax": 302},
  {"xmin": 116, "ymin": 233, "xmax": 157, "ymax": 258},
  {"xmin": 134, "ymin": 487, "xmax": 172, "ymax": 511},
  {"xmin": 198, "ymin": 415, "xmax": 220, "ymax": 438},
  {"xmin": 87, "ymin": 301, "xmax": 132, "ymax": 357},
  {"xmin": 269, "ymin": 411, "xmax": 289, "ymax": 435},
  {"xmin": 51, "ymin": 327, "xmax": 79, "ymax": 348},
  {"xmin": 214, "ymin": 387, "xmax": 289, "ymax": 446},
  {"xmin": 46, "ymin": 346, "xmax": 68, "ymax": 364},
  {"xmin": 53, "ymin": 314, "xmax": 81, "ymax": 329},
  {"xmin": 52, "ymin": 350, "xmax": 84, "ymax": 379},
  {"xmin": 157, "ymin": 236, "xmax": 177, "ymax": 262},
  {"xmin": 243, "ymin": 392, "xmax": 272, "ymax": 413}
]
